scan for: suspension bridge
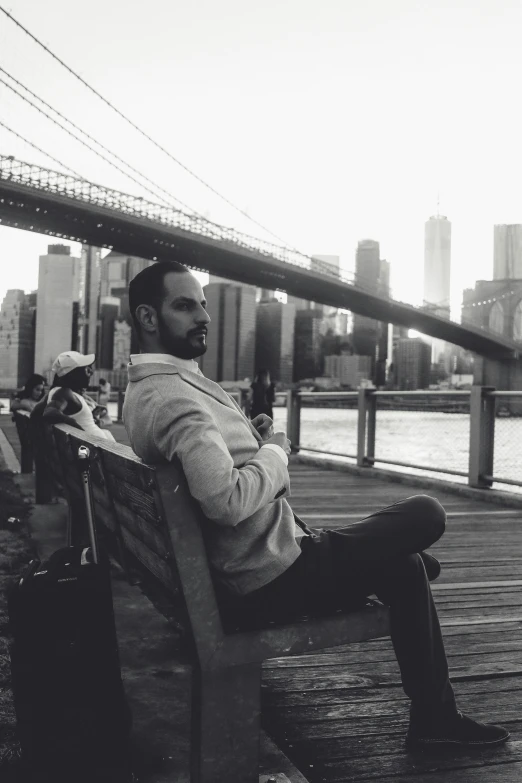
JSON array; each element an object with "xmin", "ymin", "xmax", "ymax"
[{"xmin": 0, "ymin": 155, "xmax": 520, "ymax": 361}]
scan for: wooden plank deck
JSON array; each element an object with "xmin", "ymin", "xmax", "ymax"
[
  {"xmin": 3, "ymin": 418, "xmax": 522, "ymax": 782},
  {"xmin": 262, "ymin": 462, "xmax": 522, "ymax": 782}
]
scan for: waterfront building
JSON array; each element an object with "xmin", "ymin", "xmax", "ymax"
[
  {"xmin": 423, "ymin": 213, "xmax": 452, "ymax": 367},
  {"xmin": 35, "ymin": 245, "xmax": 79, "ymax": 375},
  {"xmin": 395, "ymin": 337, "xmax": 431, "ymax": 390},
  {"xmin": 100, "ymin": 250, "xmax": 152, "ymax": 299},
  {"xmin": 493, "ymin": 224, "xmax": 522, "ymax": 280},
  {"xmin": 0, "ymin": 290, "xmax": 35, "ymax": 388},
  {"xmin": 199, "ymin": 282, "xmax": 256, "ymax": 382},
  {"xmin": 99, "ymin": 251, "xmax": 153, "ymax": 353},
  {"xmin": 255, "ymin": 299, "xmax": 295, "ymax": 385},
  {"xmin": 324, "ymin": 354, "xmax": 372, "ymax": 388},
  {"xmin": 113, "ymin": 319, "xmax": 132, "ymax": 370},
  {"xmin": 97, "ymin": 297, "xmax": 121, "ymax": 370},
  {"xmin": 73, "ymin": 245, "xmax": 102, "ymax": 355},
  {"xmin": 424, "ymin": 214, "xmax": 451, "ymax": 314},
  {"xmin": 352, "ymin": 240, "xmax": 389, "ymax": 385},
  {"xmin": 293, "ymin": 308, "xmax": 323, "ymax": 381}
]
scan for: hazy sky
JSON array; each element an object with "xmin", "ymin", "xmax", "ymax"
[{"xmin": 1, "ymin": 0, "xmax": 521, "ymax": 316}]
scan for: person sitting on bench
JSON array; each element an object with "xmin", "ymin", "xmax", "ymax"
[
  {"xmin": 43, "ymin": 351, "xmax": 115, "ymax": 442},
  {"xmin": 123, "ymin": 260, "xmax": 509, "ymax": 749}
]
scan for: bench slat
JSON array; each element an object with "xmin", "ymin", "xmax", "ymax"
[
  {"xmin": 100, "ymin": 448, "xmax": 156, "ymax": 493},
  {"xmin": 119, "ymin": 525, "xmax": 174, "ymax": 591},
  {"xmin": 108, "ymin": 474, "xmax": 159, "ymax": 528},
  {"xmin": 110, "ymin": 495, "xmax": 170, "ymax": 562}
]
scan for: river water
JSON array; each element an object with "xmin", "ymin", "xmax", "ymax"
[
  {"xmin": 269, "ymin": 407, "xmax": 522, "ymax": 492},
  {"xmin": 2, "ymin": 399, "xmax": 520, "ymax": 491}
]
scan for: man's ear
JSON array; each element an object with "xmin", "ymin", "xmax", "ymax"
[{"xmin": 135, "ymin": 304, "xmax": 158, "ymax": 333}]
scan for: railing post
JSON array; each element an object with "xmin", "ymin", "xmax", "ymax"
[
  {"xmin": 357, "ymin": 388, "xmax": 368, "ymax": 467},
  {"xmin": 286, "ymin": 389, "xmax": 301, "ymax": 454},
  {"xmin": 469, "ymin": 386, "xmax": 495, "ymax": 488},
  {"xmin": 366, "ymin": 391, "xmax": 377, "ymax": 466},
  {"xmin": 117, "ymin": 390, "xmax": 124, "ymax": 423}
]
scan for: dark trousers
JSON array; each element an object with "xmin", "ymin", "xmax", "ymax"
[{"xmin": 220, "ymin": 494, "xmax": 456, "ymax": 720}]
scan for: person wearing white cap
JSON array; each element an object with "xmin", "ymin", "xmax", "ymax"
[{"xmin": 43, "ymin": 351, "xmax": 115, "ymax": 442}]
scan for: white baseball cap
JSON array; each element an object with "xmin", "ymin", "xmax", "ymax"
[{"xmin": 51, "ymin": 351, "xmax": 95, "ymax": 377}]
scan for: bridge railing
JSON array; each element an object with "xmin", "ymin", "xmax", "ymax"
[
  {"xmin": 4, "ymin": 155, "xmax": 522, "ymax": 354},
  {"xmin": 283, "ymin": 387, "xmax": 522, "ymax": 491}
]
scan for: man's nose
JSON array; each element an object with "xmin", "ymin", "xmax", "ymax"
[{"xmin": 196, "ymin": 307, "xmax": 211, "ymax": 324}]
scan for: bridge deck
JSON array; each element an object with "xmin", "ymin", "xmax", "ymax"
[{"xmin": 2, "ymin": 418, "xmax": 522, "ymax": 782}]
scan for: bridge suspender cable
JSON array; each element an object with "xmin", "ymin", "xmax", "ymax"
[
  {"xmin": 0, "ymin": 5, "xmax": 299, "ymax": 250},
  {"xmin": 0, "ymin": 65, "xmax": 201, "ymax": 217},
  {"xmin": 0, "ymin": 119, "xmax": 82, "ymax": 178},
  {"xmin": 0, "ymin": 76, "xmax": 199, "ymax": 215}
]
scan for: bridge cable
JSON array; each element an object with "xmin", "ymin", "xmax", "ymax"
[
  {"xmin": 0, "ymin": 118, "xmax": 82, "ymax": 178},
  {"xmin": 0, "ymin": 66, "xmax": 202, "ymax": 217},
  {"xmin": 0, "ymin": 76, "xmax": 200, "ymax": 214},
  {"xmin": 0, "ymin": 5, "xmax": 302, "ymax": 250}
]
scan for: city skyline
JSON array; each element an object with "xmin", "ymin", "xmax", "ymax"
[
  {"xmin": 2, "ymin": 1, "xmax": 522, "ymax": 315},
  {"xmin": 0, "ymin": 215, "xmax": 513, "ymax": 322}
]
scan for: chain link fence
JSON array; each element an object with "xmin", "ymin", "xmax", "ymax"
[
  {"xmin": 373, "ymin": 393, "xmax": 470, "ymax": 479},
  {"xmin": 491, "ymin": 393, "xmax": 522, "ymax": 487}
]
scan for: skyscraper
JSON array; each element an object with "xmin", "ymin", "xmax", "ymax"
[
  {"xmin": 0, "ymin": 290, "xmax": 35, "ymax": 388},
  {"xmin": 73, "ymin": 245, "xmax": 102, "ymax": 355},
  {"xmin": 97, "ymin": 297, "xmax": 121, "ymax": 369},
  {"xmin": 324, "ymin": 354, "xmax": 372, "ymax": 388},
  {"xmin": 395, "ymin": 337, "xmax": 431, "ymax": 390},
  {"xmin": 423, "ymin": 214, "xmax": 451, "ymax": 314},
  {"xmin": 113, "ymin": 320, "xmax": 132, "ymax": 370},
  {"xmin": 199, "ymin": 282, "xmax": 256, "ymax": 382},
  {"xmin": 255, "ymin": 300, "xmax": 296, "ymax": 384},
  {"xmin": 493, "ymin": 224, "xmax": 522, "ymax": 280},
  {"xmin": 100, "ymin": 251, "xmax": 152, "ymax": 299},
  {"xmin": 293, "ymin": 308, "xmax": 323, "ymax": 381},
  {"xmin": 101, "ymin": 251, "xmax": 153, "ymax": 354},
  {"xmin": 352, "ymin": 240, "xmax": 390, "ymax": 385},
  {"xmin": 35, "ymin": 245, "xmax": 79, "ymax": 375}
]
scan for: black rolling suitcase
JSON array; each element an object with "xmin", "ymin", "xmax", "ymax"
[{"xmin": 8, "ymin": 445, "xmax": 132, "ymax": 783}]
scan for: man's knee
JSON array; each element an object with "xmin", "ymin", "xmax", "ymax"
[{"xmin": 408, "ymin": 494, "xmax": 446, "ymax": 540}]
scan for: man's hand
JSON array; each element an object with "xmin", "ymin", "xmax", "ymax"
[
  {"xmin": 251, "ymin": 413, "xmax": 274, "ymax": 441},
  {"xmin": 43, "ymin": 408, "xmax": 83, "ymax": 430},
  {"xmin": 264, "ymin": 430, "xmax": 291, "ymax": 455}
]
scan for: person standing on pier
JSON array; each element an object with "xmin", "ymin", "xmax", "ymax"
[
  {"xmin": 249, "ymin": 369, "xmax": 276, "ymax": 420},
  {"xmin": 123, "ymin": 260, "xmax": 509, "ymax": 749}
]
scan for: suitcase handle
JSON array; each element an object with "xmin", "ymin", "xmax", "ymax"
[
  {"xmin": 77, "ymin": 446, "xmax": 99, "ymax": 564},
  {"xmin": 19, "ymin": 558, "xmax": 42, "ymax": 588}
]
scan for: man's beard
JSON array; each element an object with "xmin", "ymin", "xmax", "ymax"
[{"xmin": 157, "ymin": 316, "xmax": 208, "ymax": 359}]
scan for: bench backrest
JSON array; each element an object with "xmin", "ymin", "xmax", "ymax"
[
  {"xmin": 51, "ymin": 425, "xmax": 223, "ymax": 665},
  {"xmin": 12, "ymin": 410, "xmax": 33, "ymax": 473},
  {"xmin": 50, "ymin": 424, "xmax": 390, "ymax": 670}
]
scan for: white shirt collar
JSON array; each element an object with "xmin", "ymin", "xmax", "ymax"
[{"xmin": 129, "ymin": 353, "xmax": 202, "ymax": 375}]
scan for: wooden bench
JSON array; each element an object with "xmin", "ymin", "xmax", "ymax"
[
  {"xmin": 11, "ymin": 409, "xmax": 33, "ymax": 474},
  {"xmin": 48, "ymin": 423, "xmax": 391, "ymax": 783}
]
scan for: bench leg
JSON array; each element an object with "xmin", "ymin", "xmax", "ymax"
[
  {"xmin": 191, "ymin": 663, "xmax": 261, "ymax": 783},
  {"xmin": 20, "ymin": 441, "xmax": 34, "ymax": 474},
  {"xmin": 34, "ymin": 457, "xmax": 55, "ymax": 504}
]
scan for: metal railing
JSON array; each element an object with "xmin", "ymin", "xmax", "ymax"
[
  {"xmin": 284, "ymin": 387, "xmax": 522, "ymax": 490},
  {"xmin": 4, "ymin": 383, "xmax": 522, "ymax": 490}
]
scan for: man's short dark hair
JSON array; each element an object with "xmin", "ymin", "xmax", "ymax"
[{"xmin": 128, "ymin": 260, "xmax": 189, "ymax": 337}]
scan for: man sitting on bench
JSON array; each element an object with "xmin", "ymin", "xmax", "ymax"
[{"xmin": 123, "ymin": 260, "xmax": 508, "ymax": 750}]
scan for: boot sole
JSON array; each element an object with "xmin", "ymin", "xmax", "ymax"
[{"xmin": 406, "ymin": 730, "xmax": 510, "ymax": 749}]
